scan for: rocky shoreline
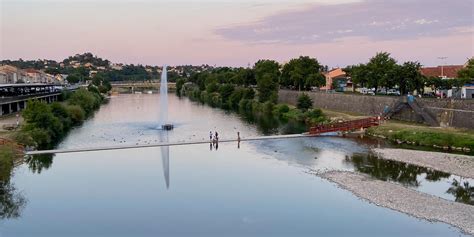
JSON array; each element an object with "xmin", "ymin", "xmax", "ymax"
[{"xmin": 320, "ymin": 171, "xmax": 474, "ymax": 235}]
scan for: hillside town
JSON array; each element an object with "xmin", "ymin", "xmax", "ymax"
[{"xmin": 1, "ymin": 53, "xmax": 473, "ymax": 99}]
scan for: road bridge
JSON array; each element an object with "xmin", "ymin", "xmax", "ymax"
[{"xmin": 0, "ymin": 84, "xmax": 78, "ymax": 116}]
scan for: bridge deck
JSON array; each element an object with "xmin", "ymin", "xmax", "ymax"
[{"xmin": 25, "ymin": 133, "xmax": 313, "ymax": 155}]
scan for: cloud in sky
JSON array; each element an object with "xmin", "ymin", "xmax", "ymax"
[
  {"xmin": 1, "ymin": 0, "xmax": 472, "ymax": 67},
  {"xmin": 216, "ymin": 0, "xmax": 474, "ymax": 44}
]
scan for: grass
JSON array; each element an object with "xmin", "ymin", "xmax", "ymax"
[
  {"xmin": 321, "ymin": 109, "xmax": 367, "ymax": 121},
  {"xmin": 367, "ymin": 121, "xmax": 474, "ymax": 150}
]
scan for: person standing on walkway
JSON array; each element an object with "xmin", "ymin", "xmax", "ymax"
[
  {"xmin": 209, "ymin": 131, "xmax": 213, "ymax": 141},
  {"xmin": 215, "ymin": 131, "xmax": 219, "ymax": 142}
]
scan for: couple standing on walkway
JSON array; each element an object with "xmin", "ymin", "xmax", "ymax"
[{"xmin": 210, "ymin": 131, "xmax": 219, "ymax": 143}]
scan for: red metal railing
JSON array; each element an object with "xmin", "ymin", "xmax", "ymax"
[{"xmin": 309, "ymin": 117, "xmax": 381, "ymax": 135}]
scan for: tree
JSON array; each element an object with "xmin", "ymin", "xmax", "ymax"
[
  {"xmin": 257, "ymin": 73, "xmax": 279, "ymax": 103},
  {"xmin": 218, "ymin": 84, "xmax": 235, "ymax": 105},
  {"xmin": 305, "ymin": 73, "xmax": 325, "ymax": 89},
  {"xmin": 366, "ymin": 52, "xmax": 397, "ymax": 90},
  {"xmin": 281, "ymin": 56, "xmax": 322, "ymax": 90},
  {"xmin": 176, "ymin": 78, "xmax": 186, "ymax": 96},
  {"xmin": 458, "ymin": 58, "xmax": 474, "ymax": 80},
  {"xmin": 348, "ymin": 64, "xmax": 369, "ymax": 89},
  {"xmin": 254, "ymin": 60, "xmax": 280, "ymax": 103},
  {"xmin": 395, "ymin": 61, "xmax": 423, "ymax": 95},
  {"xmin": 297, "ymin": 93, "xmax": 313, "ymax": 112}
]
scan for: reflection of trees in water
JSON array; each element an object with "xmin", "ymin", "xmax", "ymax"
[
  {"xmin": 25, "ymin": 154, "xmax": 54, "ymax": 174},
  {"xmin": 0, "ymin": 161, "xmax": 27, "ymax": 219},
  {"xmin": 350, "ymin": 154, "xmax": 450, "ymax": 187},
  {"xmin": 447, "ymin": 179, "xmax": 473, "ymax": 205},
  {"xmin": 240, "ymin": 111, "xmax": 307, "ymax": 135},
  {"xmin": 0, "ymin": 180, "xmax": 27, "ymax": 219}
]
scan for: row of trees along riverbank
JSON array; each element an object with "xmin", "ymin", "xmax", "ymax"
[
  {"xmin": 178, "ymin": 53, "xmax": 473, "ymax": 99},
  {"xmin": 12, "ymin": 80, "xmax": 111, "ymax": 150},
  {"xmin": 176, "ymin": 58, "xmax": 328, "ymax": 131},
  {"xmin": 346, "ymin": 53, "xmax": 473, "ymax": 95},
  {"xmin": 0, "ymin": 80, "xmax": 111, "ymax": 219}
]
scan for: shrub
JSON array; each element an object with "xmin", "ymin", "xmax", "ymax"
[
  {"xmin": 228, "ymin": 88, "xmax": 244, "ymax": 110},
  {"xmin": 242, "ymin": 88, "xmax": 255, "ymax": 100},
  {"xmin": 67, "ymin": 105, "xmax": 86, "ymax": 125},
  {"xmin": 68, "ymin": 88, "xmax": 102, "ymax": 116},
  {"xmin": 238, "ymin": 99, "xmax": 252, "ymax": 113},
  {"xmin": 297, "ymin": 93, "xmax": 313, "ymax": 112},
  {"xmin": 262, "ymin": 101, "xmax": 275, "ymax": 115},
  {"xmin": 282, "ymin": 108, "xmax": 304, "ymax": 121},
  {"xmin": 219, "ymin": 84, "xmax": 235, "ymax": 103},
  {"xmin": 208, "ymin": 93, "xmax": 222, "ymax": 107},
  {"xmin": 51, "ymin": 102, "xmax": 72, "ymax": 130},
  {"xmin": 273, "ymin": 104, "xmax": 290, "ymax": 117},
  {"xmin": 28, "ymin": 128, "xmax": 52, "ymax": 149},
  {"xmin": 304, "ymin": 108, "xmax": 326, "ymax": 125}
]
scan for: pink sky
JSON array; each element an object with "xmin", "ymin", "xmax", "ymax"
[{"xmin": 1, "ymin": 0, "xmax": 473, "ymax": 67}]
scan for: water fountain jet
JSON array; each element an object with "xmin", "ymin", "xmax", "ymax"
[{"xmin": 159, "ymin": 65, "xmax": 173, "ymax": 130}]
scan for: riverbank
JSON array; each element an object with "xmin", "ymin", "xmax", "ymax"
[
  {"xmin": 320, "ymin": 171, "xmax": 474, "ymax": 235},
  {"xmin": 367, "ymin": 121, "xmax": 474, "ymax": 152},
  {"xmin": 182, "ymin": 84, "xmax": 327, "ymax": 133},
  {"xmin": 373, "ymin": 148, "xmax": 474, "ymax": 178}
]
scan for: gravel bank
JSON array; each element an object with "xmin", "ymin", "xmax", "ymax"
[
  {"xmin": 373, "ymin": 148, "xmax": 474, "ymax": 179},
  {"xmin": 321, "ymin": 171, "xmax": 474, "ymax": 235}
]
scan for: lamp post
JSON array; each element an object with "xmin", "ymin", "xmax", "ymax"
[{"xmin": 437, "ymin": 56, "xmax": 447, "ymax": 78}]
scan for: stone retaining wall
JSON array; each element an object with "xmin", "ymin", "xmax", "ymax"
[{"xmin": 278, "ymin": 90, "xmax": 474, "ymax": 129}]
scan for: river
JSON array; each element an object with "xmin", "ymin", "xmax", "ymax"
[{"xmin": 0, "ymin": 94, "xmax": 470, "ymax": 236}]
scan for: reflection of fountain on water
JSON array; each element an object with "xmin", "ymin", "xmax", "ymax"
[
  {"xmin": 159, "ymin": 65, "xmax": 171, "ymax": 189},
  {"xmin": 159, "ymin": 131, "xmax": 170, "ymax": 189}
]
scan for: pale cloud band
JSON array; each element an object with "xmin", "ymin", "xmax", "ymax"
[{"xmin": 216, "ymin": 0, "xmax": 474, "ymax": 44}]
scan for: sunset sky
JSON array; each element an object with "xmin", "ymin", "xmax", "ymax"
[{"xmin": 1, "ymin": 0, "xmax": 473, "ymax": 67}]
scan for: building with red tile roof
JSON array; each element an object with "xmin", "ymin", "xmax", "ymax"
[{"xmin": 420, "ymin": 65, "xmax": 463, "ymax": 79}]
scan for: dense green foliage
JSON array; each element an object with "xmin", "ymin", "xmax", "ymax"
[
  {"xmin": 178, "ymin": 56, "xmax": 329, "ymax": 130},
  {"xmin": 296, "ymin": 93, "xmax": 313, "ymax": 112},
  {"xmin": 254, "ymin": 60, "xmax": 280, "ymax": 103},
  {"xmin": 17, "ymin": 88, "xmax": 106, "ymax": 149},
  {"xmin": 346, "ymin": 52, "xmax": 472, "ymax": 95},
  {"xmin": 281, "ymin": 56, "xmax": 325, "ymax": 90},
  {"xmin": 457, "ymin": 59, "xmax": 474, "ymax": 80}
]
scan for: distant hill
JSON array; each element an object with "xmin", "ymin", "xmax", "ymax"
[{"xmin": 0, "ymin": 53, "xmax": 215, "ymax": 82}]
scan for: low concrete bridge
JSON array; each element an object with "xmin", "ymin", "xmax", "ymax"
[
  {"xmin": 24, "ymin": 117, "xmax": 384, "ymax": 155},
  {"xmin": 25, "ymin": 134, "xmax": 309, "ymax": 155},
  {"xmin": 111, "ymin": 81, "xmax": 176, "ymax": 93}
]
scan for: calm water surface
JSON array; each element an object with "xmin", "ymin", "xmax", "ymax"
[{"xmin": 1, "ymin": 94, "xmax": 470, "ymax": 237}]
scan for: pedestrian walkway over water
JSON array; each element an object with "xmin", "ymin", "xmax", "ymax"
[
  {"xmin": 25, "ymin": 117, "xmax": 384, "ymax": 156},
  {"xmin": 25, "ymin": 133, "xmax": 310, "ymax": 155}
]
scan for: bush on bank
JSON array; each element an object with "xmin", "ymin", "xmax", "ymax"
[{"xmin": 16, "ymin": 88, "xmax": 105, "ymax": 149}]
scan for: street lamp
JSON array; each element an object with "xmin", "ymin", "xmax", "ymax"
[{"xmin": 437, "ymin": 56, "xmax": 447, "ymax": 78}]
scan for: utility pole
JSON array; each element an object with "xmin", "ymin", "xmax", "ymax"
[{"xmin": 437, "ymin": 56, "xmax": 447, "ymax": 78}]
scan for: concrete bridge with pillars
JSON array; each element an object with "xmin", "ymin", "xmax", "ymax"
[
  {"xmin": 0, "ymin": 84, "xmax": 78, "ymax": 116},
  {"xmin": 111, "ymin": 81, "xmax": 176, "ymax": 93}
]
